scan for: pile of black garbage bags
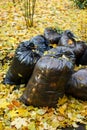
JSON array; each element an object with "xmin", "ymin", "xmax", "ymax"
[{"xmin": 4, "ymin": 27, "xmax": 87, "ymax": 107}]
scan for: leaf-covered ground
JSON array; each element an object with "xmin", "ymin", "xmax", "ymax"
[{"xmin": 0, "ymin": 0, "xmax": 87, "ymax": 129}]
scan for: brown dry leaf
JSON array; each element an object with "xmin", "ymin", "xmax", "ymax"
[
  {"xmin": 57, "ymin": 115, "xmax": 65, "ymax": 121},
  {"xmin": 12, "ymin": 100, "xmax": 21, "ymax": 107}
]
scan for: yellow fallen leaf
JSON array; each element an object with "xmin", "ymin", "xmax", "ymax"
[
  {"xmin": 16, "ymin": 108, "xmax": 29, "ymax": 117},
  {"xmin": 8, "ymin": 110, "xmax": 18, "ymax": 118},
  {"xmin": 11, "ymin": 117, "xmax": 27, "ymax": 129},
  {"xmin": 0, "ymin": 99, "xmax": 9, "ymax": 108},
  {"xmin": 68, "ymin": 39, "xmax": 73, "ymax": 45},
  {"xmin": 28, "ymin": 122, "xmax": 36, "ymax": 130},
  {"xmin": 58, "ymin": 95, "xmax": 68, "ymax": 106},
  {"xmin": 72, "ymin": 122, "xmax": 78, "ymax": 128},
  {"xmin": 58, "ymin": 103, "xmax": 67, "ymax": 115},
  {"xmin": 0, "ymin": 122, "xmax": 4, "ymax": 130}
]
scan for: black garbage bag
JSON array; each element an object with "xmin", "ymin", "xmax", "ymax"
[
  {"xmin": 44, "ymin": 27, "xmax": 62, "ymax": 45},
  {"xmin": 44, "ymin": 46, "xmax": 76, "ymax": 64},
  {"xmin": 62, "ymin": 123, "xmax": 86, "ymax": 130},
  {"xmin": 58, "ymin": 30, "xmax": 76, "ymax": 47},
  {"xmin": 71, "ymin": 41, "xmax": 87, "ymax": 66},
  {"xmin": 76, "ymin": 48, "xmax": 87, "ymax": 65},
  {"xmin": 72, "ymin": 41, "xmax": 87, "ymax": 58},
  {"xmin": 4, "ymin": 35, "xmax": 50, "ymax": 85},
  {"xmin": 20, "ymin": 46, "xmax": 75, "ymax": 107},
  {"xmin": 65, "ymin": 69, "xmax": 87, "ymax": 100},
  {"xmin": 58, "ymin": 30, "xmax": 87, "ymax": 64}
]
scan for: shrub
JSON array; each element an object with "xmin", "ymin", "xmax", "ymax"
[{"xmin": 72, "ymin": 0, "xmax": 87, "ymax": 9}]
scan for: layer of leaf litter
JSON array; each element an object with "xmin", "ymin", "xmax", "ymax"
[{"xmin": 0, "ymin": 0, "xmax": 87, "ymax": 129}]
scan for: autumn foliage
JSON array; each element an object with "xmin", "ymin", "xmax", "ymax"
[{"xmin": 0, "ymin": 0, "xmax": 87, "ymax": 129}]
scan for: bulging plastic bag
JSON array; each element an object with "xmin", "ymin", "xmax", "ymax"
[
  {"xmin": 44, "ymin": 27, "xmax": 62, "ymax": 44},
  {"xmin": 4, "ymin": 35, "xmax": 50, "ymax": 85},
  {"xmin": 58, "ymin": 30, "xmax": 76, "ymax": 47},
  {"xmin": 72, "ymin": 41, "xmax": 87, "ymax": 65},
  {"xmin": 76, "ymin": 49, "xmax": 87, "ymax": 65},
  {"xmin": 65, "ymin": 69, "xmax": 87, "ymax": 100},
  {"xmin": 58, "ymin": 30, "xmax": 87, "ymax": 65},
  {"xmin": 44, "ymin": 46, "xmax": 75, "ymax": 64},
  {"xmin": 20, "ymin": 46, "xmax": 75, "ymax": 107},
  {"xmin": 73, "ymin": 41, "xmax": 87, "ymax": 57}
]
